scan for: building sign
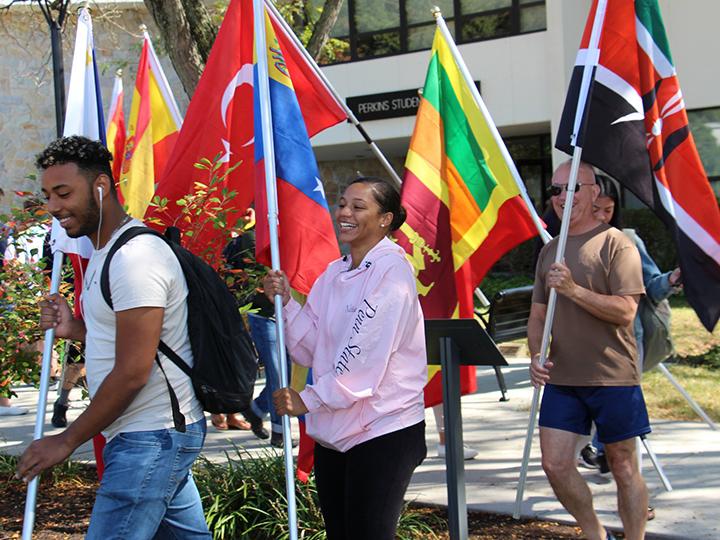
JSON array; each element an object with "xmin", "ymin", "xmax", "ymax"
[{"xmin": 346, "ymin": 82, "xmax": 481, "ymax": 121}]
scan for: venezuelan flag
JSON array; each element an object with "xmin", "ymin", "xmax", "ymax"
[
  {"xmin": 253, "ymin": 10, "xmax": 339, "ymax": 295},
  {"xmin": 396, "ymin": 27, "xmax": 539, "ymax": 406}
]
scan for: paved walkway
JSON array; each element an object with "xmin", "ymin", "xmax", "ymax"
[{"xmin": 1, "ymin": 357, "xmax": 718, "ymax": 539}]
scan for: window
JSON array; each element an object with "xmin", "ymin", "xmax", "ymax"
[
  {"xmin": 504, "ymin": 134, "xmax": 553, "ymax": 212},
  {"xmin": 319, "ymin": 0, "xmax": 546, "ymax": 64},
  {"xmin": 406, "ymin": 0, "xmax": 455, "ymax": 51},
  {"xmin": 687, "ymin": 107, "xmax": 720, "ymax": 196}
]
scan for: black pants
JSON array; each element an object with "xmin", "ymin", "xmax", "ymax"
[{"xmin": 314, "ymin": 421, "xmax": 426, "ymax": 540}]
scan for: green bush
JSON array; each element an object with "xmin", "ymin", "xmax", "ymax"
[
  {"xmin": 478, "ymin": 273, "xmax": 534, "ymax": 303},
  {"xmin": 487, "ymin": 238, "xmax": 539, "ymax": 275},
  {"xmin": 193, "ymin": 447, "xmax": 442, "ymax": 539}
]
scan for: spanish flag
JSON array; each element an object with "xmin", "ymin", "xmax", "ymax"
[
  {"xmin": 106, "ymin": 69, "xmax": 126, "ymax": 184},
  {"xmin": 395, "ymin": 27, "xmax": 539, "ymax": 407},
  {"xmin": 120, "ymin": 29, "xmax": 182, "ymax": 218}
]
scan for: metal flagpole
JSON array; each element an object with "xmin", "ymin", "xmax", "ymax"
[
  {"xmin": 252, "ymin": 2, "xmax": 298, "ymax": 538},
  {"xmin": 432, "ymin": 9, "xmax": 550, "ymax": 244},
  {"xmin": 657, "ymin": 363, "xmax": 717, "ymax": 430},
  {"xmin": 22, "ymin": 253, "xmax": 63, "ymax": 539},
  {"xmin": 513, "ymin": 0, "xmax": 609, "ymax": 519},
  {"xmin": 640, "ymin": 436, "xmax": 673, "ymax": 491},
  {"xmin": 23, "ymin": 3, "xmax": 72, "ymax": 538},
  {"xmin": 264, "ymin": 0, "xmax": 403, "ymax": 187}
]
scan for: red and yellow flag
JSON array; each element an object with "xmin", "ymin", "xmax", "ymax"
[
  {"xmin": 395, "ymin": 27, "xmax": 539, "ymax": 407},
  {"xmin": 106, "ymin": 69, "xmax": 126, "ymax": 184},
  {"xmin": 120, "ymin": 30, "xmax": 182, "ymax": 218}
]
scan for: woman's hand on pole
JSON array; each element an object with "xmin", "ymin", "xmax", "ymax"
[
  {"xmin": 273, "ymin": 387, "xmax": 308, "ymax": 417},
  {"xmin": 262, "ymin": 270, "xmax": 291, "ymax": 306}
]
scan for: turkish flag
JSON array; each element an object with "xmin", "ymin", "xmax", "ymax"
[{"xmin": 147, "ymin": 0, "xmax": 346, "ymax": 258}]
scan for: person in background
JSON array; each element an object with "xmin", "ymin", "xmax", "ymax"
[
  {"xmin": 210, "ymin": 208, "xmax": 273, "ymax": 440},
  {"xmin": 265, "ymin": 177, "xmax": 427, "ymax": 540},
  {"xmin": 579, "ymin": 176, "xmax": 681, "ymax": 523}
]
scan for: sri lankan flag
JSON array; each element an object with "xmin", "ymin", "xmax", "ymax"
[
  {"xmin": 556, "ymin": 0, "xmax": 720, "ymax": 332},
  {"xmin": 395, "ymin": 28, "xmax": 539, "ymax": 407}
]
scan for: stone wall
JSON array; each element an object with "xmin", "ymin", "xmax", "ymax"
[
  {"xmin": 0, "ymin": 2, "xmax": 188, "ymax": 212},
  {"xmin": 0, "ymin": 3, "xmax": 406, "ymax": 218}
]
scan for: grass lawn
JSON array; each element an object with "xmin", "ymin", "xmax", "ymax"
[{"xmin": 642, "ymin": 297, "xmax": 720, "ymax": 422}]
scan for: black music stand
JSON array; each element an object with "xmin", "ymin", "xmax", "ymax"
[{"xmin": 425, "ymin": 318, "xmax": 508, "ymax": 540}]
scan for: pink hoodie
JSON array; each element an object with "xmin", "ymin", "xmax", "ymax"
[{"xmin": 284, "ymin": 237, "xmax": 427, "ymax": 452}]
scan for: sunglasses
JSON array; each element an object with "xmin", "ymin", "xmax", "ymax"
[{"xmin": 547, "ymin": 183, "xmax": 594, "ymax": 197}]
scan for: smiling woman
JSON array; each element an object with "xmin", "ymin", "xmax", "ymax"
[{"xmin": 263, "ymin": 176, "xmax": 425, "ymax": 540}]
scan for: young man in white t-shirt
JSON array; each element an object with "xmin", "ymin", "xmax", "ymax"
[{"xmin": 17, "ymin": 136, "xmax": 210, "ymax": 539}]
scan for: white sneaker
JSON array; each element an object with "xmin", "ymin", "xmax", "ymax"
[
  {"xmin": 437, "ymin": 443, "xmax": 478, "ymax": 460},
  {"xmin": 0, "ymin": 405, "xmax": 29, "ymax": 416}
]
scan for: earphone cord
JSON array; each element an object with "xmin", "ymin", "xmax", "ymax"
[{"xmin": 95, "ymin": 191, "xmax": 103, "ymax": 251}]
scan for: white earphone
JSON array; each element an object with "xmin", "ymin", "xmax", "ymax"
[{"xmin": 97, "ymin": 185, "xmax": 104, "ymax": 203}]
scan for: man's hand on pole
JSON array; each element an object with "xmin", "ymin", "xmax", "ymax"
[
  {"xmin": 16, "ymin": 434, "xmax": 74, "ymax": 483},
  {"xmin": 529, "ymin": 354, "xmax": 553, "ymax": 388},
  {"xmin": 546, "ymin": 262, "xmax": 576, "ymax": 298},
  {"xmin": 40, "ymin": 293, "xmax": 85, "ymax": 342}
]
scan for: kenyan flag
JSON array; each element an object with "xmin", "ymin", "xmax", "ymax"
[{"xmin": 557, "ymin": 0, "xmax": 720, "ymax": 331}]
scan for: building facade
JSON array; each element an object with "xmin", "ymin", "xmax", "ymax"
[{"xmin": 1, "ymin": 0, "xmax": 718, "ymax": 212}]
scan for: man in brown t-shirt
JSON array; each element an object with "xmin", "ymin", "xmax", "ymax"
[{"xmin": 529, "ymin": 161, "xmax": 649, "ymax": 540}]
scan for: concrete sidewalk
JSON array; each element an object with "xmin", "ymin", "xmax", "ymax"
[{"xmin": 1, "ymin": 357, "xmax": 718, "ymax": 539}]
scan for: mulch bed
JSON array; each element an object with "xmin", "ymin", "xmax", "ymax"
[
  {"xmin": 0, "ymin": 465, "xmax": 613, "ymax": 539},
  {"xmin": 1, "ymin": 465, "xmax": 96, "ymax": 540}
]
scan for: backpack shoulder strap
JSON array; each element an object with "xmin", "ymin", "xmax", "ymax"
[{"xmin": 100, "ymin": 226, "xmax": 166, "ymax": 310}]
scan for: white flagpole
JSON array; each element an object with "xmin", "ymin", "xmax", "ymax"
[
  {"xmin": 433, "ymin": 9, "xmax": 551, "ymax": 244},
  {"xmin": 24, "ymin": 7, "xmax": 98, "ymax": 538},
  {"xmin": 513, "ymin": 0, "xmax": 609, "ymax": 519},
  {"xmin": 22, "ymin": 251, "xmax": 63, "ymax": 540},
  {"xmin": 252, "ymin": 2, "xmax": 298, "ymax": 538},
  {"xmin": 263, "ymin": 0, "xmax": 403, "ymax": 187}
]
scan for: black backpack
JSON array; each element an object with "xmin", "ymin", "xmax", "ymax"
[{"xmin": 100, "ymin": 226, "xmax": 257, "ymax": 432}]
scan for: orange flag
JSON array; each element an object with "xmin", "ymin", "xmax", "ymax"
[{"xmin": 120, "ymin": 28, "xmax": 182, "ymax": 218}]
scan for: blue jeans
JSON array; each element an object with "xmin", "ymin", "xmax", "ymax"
[
  {"xmin": 87, "ymin": 419, "xmax": 211, "ymax": 539},
  {"xmin": 248, "ymin": 313, "xmax": 289, "ymax": 433}
]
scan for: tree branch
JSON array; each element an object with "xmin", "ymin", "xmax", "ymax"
[
  {"xmin": 143, "ymin": 0, "xmax": 207, "ymax": 97},
  {"xmin": 306, "ymin": 0, "xmax": 344, "ymax": 61}
]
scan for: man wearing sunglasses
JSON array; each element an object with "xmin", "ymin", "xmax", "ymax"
[{"xmin": 528, "ymin": 161, "xmax": 649, "ymax": 540}]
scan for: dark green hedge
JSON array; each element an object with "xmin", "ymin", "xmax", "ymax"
[{"xmin": 622, "ymin": 208, "xmax": 677, "ymax": 271}]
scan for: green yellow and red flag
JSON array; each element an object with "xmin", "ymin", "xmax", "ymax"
[
  {"xmin": 120, "ymin": 29, "xmax": 182, "ymax": 218},
  {"xmin": 395, "ymin": 27, "xmax": 539, "ymax": 407}
]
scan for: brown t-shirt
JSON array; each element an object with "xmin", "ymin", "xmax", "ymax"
[{"xmin": 532, "ymin": 224, "xmax": 645, "ymax": 386}]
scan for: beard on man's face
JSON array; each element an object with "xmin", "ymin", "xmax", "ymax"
[{"xmin": 67, "ymin": 186, "xmax": 101, "ymax": 238}]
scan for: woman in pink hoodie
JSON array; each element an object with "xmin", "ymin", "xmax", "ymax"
[{"xmin": 265, "ymin": 177, "xmax": 427, "ymax": 540}]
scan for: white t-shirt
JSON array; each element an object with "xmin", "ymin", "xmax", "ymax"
[{"xmin": 81, "ymin": 220, "xmax": 204, "ymax": 440}]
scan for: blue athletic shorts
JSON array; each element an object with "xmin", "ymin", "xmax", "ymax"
[{"xmin": 539, "ymin": 384, "xmax": 651, "ymax": 444}]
